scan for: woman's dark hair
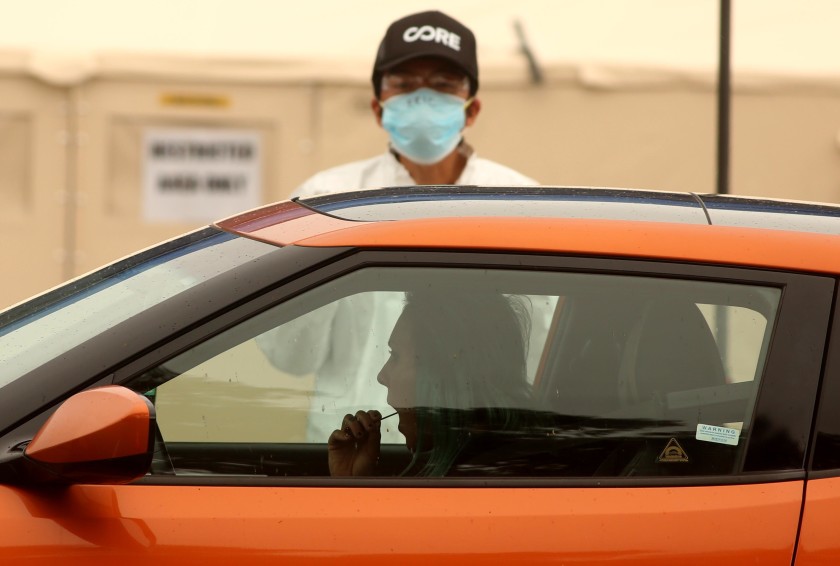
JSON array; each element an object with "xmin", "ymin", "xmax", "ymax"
[{"xmin": 400, "ymin": 288, "xmax": 532, "ymax": 476}]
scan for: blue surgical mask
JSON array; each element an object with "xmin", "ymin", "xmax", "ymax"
[{"xmin": 381, "ymin": 88, "xmax": 469, "ymax": 165}]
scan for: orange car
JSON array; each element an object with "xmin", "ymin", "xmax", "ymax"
[{"xmin": 2, "ymin": 186, "xmax": 840, "ymax": 564}]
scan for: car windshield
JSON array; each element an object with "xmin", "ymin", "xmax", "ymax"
[{"xmin": 0, "ymin": 227, "xmax": 277, "ymax": 389}]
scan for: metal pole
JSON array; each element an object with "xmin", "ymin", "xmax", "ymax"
[
  {"xmin": 716, "ymin": 1, "xmax": 732, "ymax": 366},
  {"xmin": 717, "ymin": 0, "xmax": 731, "ymax": 195}
]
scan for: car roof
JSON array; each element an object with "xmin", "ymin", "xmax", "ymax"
[{"xmin": 215, "ymin": 186, "xmax": 840, "ymax": 275}]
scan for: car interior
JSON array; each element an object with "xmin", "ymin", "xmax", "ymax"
[
  {"xmin": 535, "ymin": 293, "xmax": 749, "ymax": 477},
  {"xmin": 131, "ymin": 267, "xmax": 775, "ymax": 480}
]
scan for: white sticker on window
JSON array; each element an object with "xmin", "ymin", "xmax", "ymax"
[{"xmin": 696, "ymin": 424, "xmax": 740, "ymax": 446}]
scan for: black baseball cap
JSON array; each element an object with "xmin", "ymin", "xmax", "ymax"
[{"xmin": 372, "ymin": 10, "xmax": 478, "ymax": 98}]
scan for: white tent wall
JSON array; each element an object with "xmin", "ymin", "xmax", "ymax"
[
  {"xmin": 3, "ymin": 59, "xmax": 840, "ymax": 308},
  {"xmin": 0, "ymin": 75, "xmax": 67, "ymax": 308},
  {"xmin": 3, "ymin": 0, "xmax": 840, "ymax": 307},
  {"xmin": 733, "ymin": 87, "xmax": 840, "ymax": 202},
  {"xmin": 69, "ymin": 77, "xmax": 315, "ymax": 278},
  {"xmin": 470, "ymin": 77, "xmax": 717, "ymax": 191}
]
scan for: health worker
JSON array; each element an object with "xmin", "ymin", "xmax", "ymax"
[{"xmin": 258, "ymin": 11, "xmax": 539, "ymax": 445}]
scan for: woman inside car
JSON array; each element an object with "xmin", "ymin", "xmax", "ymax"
[{"xmin": 327, "ymin": 288, "xmax": 533, "ymax": 477}]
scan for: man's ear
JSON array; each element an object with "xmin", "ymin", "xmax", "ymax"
[
  {"xmin": 371, "ymin": 98, "xmax": 384, "ymax": 126},
  {"xmin": 465, "ymin": 98, "xmax": 482, "ymax": 128}
]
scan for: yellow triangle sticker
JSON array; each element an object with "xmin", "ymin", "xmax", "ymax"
[{"xmin": 657, "ymin": 438, "xmax": 689, "ymax": 463}]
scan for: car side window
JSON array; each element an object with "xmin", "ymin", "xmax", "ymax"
[{"xmin": 129, "ymin": 266, "xmax": 779, "ymax": 479}]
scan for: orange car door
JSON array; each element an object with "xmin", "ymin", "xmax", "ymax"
[
  {"xmin": 0, "ymin": 481, "xmax": 804, "ymax": 565},
  {"xmin": 795, "ymin": 306, "xmax": 840, "ymax": 566}
]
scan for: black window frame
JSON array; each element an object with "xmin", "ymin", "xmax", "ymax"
[
  {"xmin": 96, "ymin": 248, "xmax": 832, "ymax": 488},
  {"xmin": 806, "ymin": 280, "xmax": 840, "ymax": 476}
]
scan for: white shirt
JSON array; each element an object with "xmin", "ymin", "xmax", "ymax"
[
  {"xmin": 294, "ymin": 149, "xmax": 538, "ymax": 197},
  {"xmin": 259, "ymin": 149, "xmax": 539, "ymax": 443}
]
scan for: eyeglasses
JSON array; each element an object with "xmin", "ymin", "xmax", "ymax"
[{"xmin": 381, "ymin": 72, "xmax": 470, "ymax": 96}]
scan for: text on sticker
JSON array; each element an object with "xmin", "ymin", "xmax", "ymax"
[{"xmin": 696, "ymin": 424, "xmax": 740, "ymax": 446}]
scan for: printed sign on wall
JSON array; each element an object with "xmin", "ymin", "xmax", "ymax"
[{"xmin": 143, "ymin": 128, "xmax": 261, "ymax": 222}]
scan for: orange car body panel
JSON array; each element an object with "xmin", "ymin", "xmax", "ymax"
[
  {"xmin": 791, "ymin": 477, "xmax": 840, "ymax": 565},
  {"xmin": 26, "ymin": 386, "xmax": 150, "ymax": 464},
  {"xmin": 0, "ymin": 481, "xmax": 803, "ymax": 564},
  {"xmin": 295, "ymin": 217, "xmax": 840, "ymax": 273},
  {"xmin": 220, "ymin": 208, "xmax": 840, "ymax": 276}
]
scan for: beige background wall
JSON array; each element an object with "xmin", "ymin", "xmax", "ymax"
[
  {"xmin": 733, "ymin": 89, "xmax": 840, "ymax": 201},
  {"xmin": 70, "ymin": 78, "xmax": 316, "ymax": 276},
  {"xmin": 2, "ymin": 67, "xmax": 840, "ymax": 309},
  {"xmin": 0, "ymin": 76, "xmax": 67, "ymax": 306}
]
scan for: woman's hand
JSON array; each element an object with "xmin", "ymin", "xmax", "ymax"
[{"xmin": 328, "ymin": 410, "xmax": 382, "ymax": 476}]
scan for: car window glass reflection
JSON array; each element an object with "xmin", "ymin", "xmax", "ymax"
[
  {"xmin": 0, "ymin": 232, "xmax": 276, "ymax": 389},
  {"xmin": 129, "ymin": 267, "xmax": 780, "ymax": 479}
]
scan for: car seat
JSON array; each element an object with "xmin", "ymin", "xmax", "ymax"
[{"xmin": 611, "ymin": 297, "xmax": 737, "ymax": 476}]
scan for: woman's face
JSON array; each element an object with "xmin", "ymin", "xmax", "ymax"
[{"xmin": 377, "ymin": 310, "xmax": 418, "ymax": 451}]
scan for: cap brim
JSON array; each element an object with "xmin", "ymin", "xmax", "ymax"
[{"xmin": 375, "ymin": 50, "xmax": 472, "ymax": 78}]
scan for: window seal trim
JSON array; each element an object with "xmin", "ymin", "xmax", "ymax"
[{"xmin": 134, "ymin": 470, "xmax": 805, "ymax": 488}]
